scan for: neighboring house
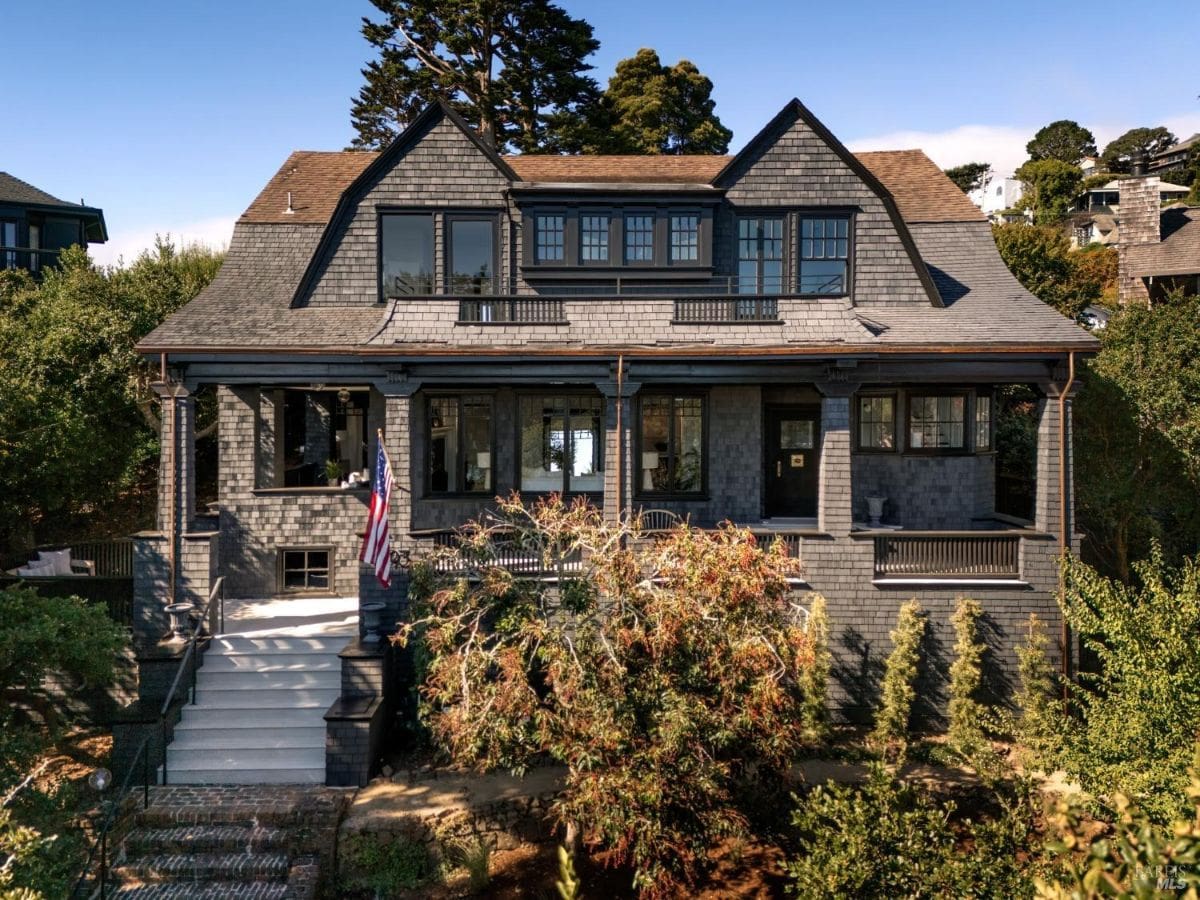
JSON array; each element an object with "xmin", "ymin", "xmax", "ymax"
[
  {"xmin": 1079, "ymin": 156, "xmax": 1103, "ymax": 177},
  {"xmin": 1118, "ymin": 176, "xmax": 1200, "ymax": 303},
  {"xmin": 1070, "ymin": 211, "xmax": 1118, "ymax": 249},
  {"xmin": 1080, "ymin": 176, "xmax": 1189, "ymax": 213},
  {"xmin": 127, "ymin": 99, "xmax": 1097, "ymax": 786},
  {"xmin": 1072, "ymin": 177, "xmax": 1190, "ymax": 249},
  {"xmin": 1149, "ymin": 132, "xmax": 1199, "ymax": 175},
  {"xmin": 969, "ymin": 175, "xmax": 1025, "ymax": 221},
  {"xmin": 0, "ymin": 172, "xmax": 106, "ymax": 271}
]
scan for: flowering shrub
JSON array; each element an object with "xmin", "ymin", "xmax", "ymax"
[{"xmin": 398, "ymin": 494, "xmax": 812, "ymax": 897}]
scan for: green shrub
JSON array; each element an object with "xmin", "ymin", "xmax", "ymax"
[
  {"xmin": 1011, "ymin": 614, "xmax": 1065, "ymax": 767},
  {"xmin": 948, "ymin": 598, "xmax": 987, "ymax": 759},
  {"xmin": 870, "ymin": 600, "xmax": 926, "ymax": 762},
  {"xmin": 556, "ymin": 844, "xmax": 581, "ymax": 900},
  {"xmin": 787, "ymin": 764, "xmax": 1037, "ymax": 899},
  {"xmin": 447, "ymin": 837, "xmax": 491, "ymax": 893},
  {"xmin": 339, "ymin": 832, "xmax": 437, "ymax": 897},
  {"xmin": 799, "ymin": 593, "xmax": 831, "ymax": 743}
]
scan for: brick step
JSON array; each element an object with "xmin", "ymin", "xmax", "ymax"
[
  {"xmin": 112, "ymin": 881, "xmax": 289, "ymax": 898},
  {"xmin": 112, "ymin": 851, "xmax": 289, "ymax": 884},
  {"xmin": 124, "ymin": 824, "xmax": 288, "ymax": 856},
  {"xmin": 135, "ymin": 796, "xmax": 310, "ymax": 830}
]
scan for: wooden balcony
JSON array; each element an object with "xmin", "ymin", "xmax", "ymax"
[{"xmin": 870, "ymin": 531, "xmax": 1021, "ymax": 580}]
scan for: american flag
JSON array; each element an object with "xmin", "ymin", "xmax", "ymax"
[{"xmin": 359, "ymin": 439, "xmax": 395, "ymax": 587}]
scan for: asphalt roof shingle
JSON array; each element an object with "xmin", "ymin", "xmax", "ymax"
[
  {"xmin": 1125, "ymin": 207, "xmax": 1200, "ymax": 277},
  {"xmin": 0, "ymin": 171, "xmax": 72, "ymax": 207}
]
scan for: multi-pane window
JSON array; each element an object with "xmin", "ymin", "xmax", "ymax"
[
  {"xmin": 908, "ymin": 394, "xmax": 966, "ymax": 450},
  {"xmin": 536, "ymin": 214, "xmax": 565, "ymax": 263},
  {"xmin": 380, "ymin": 213, "xmax": 434, "ymax": 295},
  {"xmin": 1, "ymin": 221, "xmax": 18, "ymax": 270},
  {"xmin": 975, "ymin": 395, "xmax": 993, "ymax": 451},
  {"xmin": 799, "ymin": 217, "xmax": 850, "ymax": 294},
  {"xmin": 624, "ymin": 214, "xmax": 655, "ymax": 262},
  {"xmin": 670, "ymin": 214, "xmax": 699, "ymax": 262},
  {"xmin": 428, "ymin": 395, "xmax": 493, "ymax": 494},
  {"xmin": 519, "ymin": 396, "xmax": 604, "ymax": 493},
  {"xmin": 857, "ymin": 395, "xmax": 896, "ymax": 451},
  {"xmin": 447, "ymin": 218, "xmax": 495, "ymax": 294},
  {"xmin": 638, "ymin": 395, "xmax": 705, "ymax": 495},
  {"xmin": 737, "ymin": 217, "xmax": 784, "ymax": 293},
  {"xmin": 273, "ymin": 388, "xmax": 371, "ymax": 487},
  {"xmin": 580, "ymin": 215, "xmax": 609, "ymax": 262},
  {"xmin": 280, "ymin": 548, "xmax": 330, "ymax": 593}
]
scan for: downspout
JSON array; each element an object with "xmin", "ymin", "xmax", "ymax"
[
  {"xmin": 1058, "ymin": 351, "xmax": 1076, "ymax": 701},
  {"xmin": 615, "ymin": 355, "xmax": 625, "ymax": 524}
]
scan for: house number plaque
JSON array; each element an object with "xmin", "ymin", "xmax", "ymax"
[{"xmin": 790, "ymin": 454, "xmax": 805, "ymax": 468}]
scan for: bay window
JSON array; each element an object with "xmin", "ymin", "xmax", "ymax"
[
  {"xmin": 519, "ymin": 395, "xmax": 604, "ymax": 493},
  {"xmin": 908, "ymin": 394, "xmax": 967, "ymax": 451},
  {"xmin": 857, "ymin": 395, "xmax": 896, "ymax": 451}
]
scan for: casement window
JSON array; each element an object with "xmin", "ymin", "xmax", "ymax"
[
  {"xmin": 279, "ymin": 548, "xmax": 331, "ymax": 593},
  {"xmin": 535, "ymin": 214, "xmax": 565, "ymax": 263},
  {"xmin": 1, "ymin": 221, "xmax": 17, "ymax": 270},
  {"xmin": 447, "ymin": 216, "xmax": 497, "ymax": 294},
  {"xmin": 670, "ymin": 214, "xmax": 699, "ymax": 262},
  {"xmin": 857, "ymin": 395, "xmax": 897, "ymax": 451},
  {"xmin": 624, "ymin": 214, "xmax": 655, "ymax": 262},
  {"xmin": 580, "ymin": 214, "xmax": 610, "ymax": 263},
  {"xmin": 519, "ymin": 395, "xmax": 604, "ymax": 493},
  {"xmin": 737, "ymin": 217, "xmax": 784, "ymax": 293},
  {"xmin": 638, "ymin": 395, "xmax": 705, "ymax": 496},
  {"xmin": 428, "ymin": 395, "xmax": 493, "ymax": 495},
  {"xmin": 975, "ymin": 393, "xmax": 993, "ymax": 451},
  {"xmin": 798, "ymin": 216, "xmax": 850, "ymax": 295},
  {"xmin": 908, "ymin": 394, "xmax": 967, "ymax": 451},
  {"xmin": 379, "ymin": 213, "xmax": 434, "ymax": 296},
  {"xmin": 272, "ymin": 388, "xmax": 371, "ymax": 487}
]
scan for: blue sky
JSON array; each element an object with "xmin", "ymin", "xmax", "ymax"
[{"xmin": 4, "ymin": 0, "xmax": 1198, "ymax": 264}]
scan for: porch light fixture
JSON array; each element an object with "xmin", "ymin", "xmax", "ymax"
[{"xmin": 337, "ymin": 388, "xmax": 351, "ymax": 404}]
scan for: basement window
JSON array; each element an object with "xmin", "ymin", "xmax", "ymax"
[{"xmin": 279, "ymin": 548, "xmax": 331, "ymax": 593}]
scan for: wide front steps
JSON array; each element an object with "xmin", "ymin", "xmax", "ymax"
[
  {"xmin": 108, "ymin": 786, "xmax": 341, "ymax": 898},
  {"xmin": 165, "ymin": 635, "xmax": 347, "ymax": 785}
]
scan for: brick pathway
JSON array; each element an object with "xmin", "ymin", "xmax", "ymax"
[{"xmin": 106, "ymin": 786, "xmax": 348, "ymax": 899}]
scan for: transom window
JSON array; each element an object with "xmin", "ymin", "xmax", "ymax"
[
  {"xmin": 536, "ymin": 215, "xmax": 565, "ymax": 263},
  {"xmin": 799, "ymin": 217, "xmax": 849, "ymax": 295},
  {"xmin": 638, "ymin": 395, "xmax": 705, "ymax": 495},
  {"xmin": 908, "ymin": 394, "xmax": 966, "ymax": 450},
  {"xmin": 280, "ymin": 548, "xmax": 331, "ymax": 593},
  {"xmin": 857, "ymin": 395, "xmax": 896, "ymax": 451},
  {"xmin": 624, "ymin": 214, "xmax": 655, "ymax": 262},
  {"xmin": 580, "ymin": 215, "xmax": 609, "ymax": 262},
  {"xmin": 379, "ymin": 213, "xmax": 434, "ymax": 296},
  {"xmin": 670, "ymin": 215, "xmax": 699, "ymax": 262},
  {"xmin": 737, "ymin": 217, "xmax": 784, "ymax": 293},
  {"xmin": 428, "ymin": 395, "xmax": 493, "ymax": 494},
  {"xmin": 519, "ymin": 396, "xmax": 604, "ymax": 493}
]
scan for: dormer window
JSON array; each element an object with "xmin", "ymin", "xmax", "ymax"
[
  {"xmin": 624, "ymin": 214, "xmax": 655, "ymax": 263},
  {"xmin": 535, "ymin": 214, "xmax": 565, "ymax": 263},
  {"xmin": 580, "ymin": 214, "xmax": 610, "ymax": 263},
  {"xmin": 670, "ymin": 215, "xmax": 699, "ymax": 262},
  {"xmin": 737, "ymin": 217, "xmax": 783, "ymax": 293},
  {"xmin": 798, "ymin": 216, "xmax": 850, "ymax": 295},
  {"xmin": 380, "ymin": 213, "xmax": 434, "ymax": 297},
  {"xmin": 447, "ymin": 216, "xmax": 497, "ymax": 294}
]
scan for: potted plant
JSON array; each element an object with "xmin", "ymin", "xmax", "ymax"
[{"xmin": 324, "ymin": 459, "xmax": 342, "ymax": 486}]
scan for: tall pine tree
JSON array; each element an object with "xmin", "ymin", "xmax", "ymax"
[{"xmin": 350, "ymin": 0, "xmax": 600, "ymax": 152}]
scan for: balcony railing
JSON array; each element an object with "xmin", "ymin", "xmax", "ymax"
[
  {"xmin": 0, "ymin": 245, "xmax": 62, "ymax": 273},
  {"xmin": 872, "ymin": 532, "xmax": 1021, "ymax": 580},
  {"xmin": 673, "ymin": 298, "xmax": 780, "ymax": 323},
  {"xmin": 458, "ymin": 298, "xmax": 567, "ymax": 324}
]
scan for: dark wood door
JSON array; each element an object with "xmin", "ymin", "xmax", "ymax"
[{"xmin": 764, "ymin": 406, "xmax": 820, "ymax": 518}]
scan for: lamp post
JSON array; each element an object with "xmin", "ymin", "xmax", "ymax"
[{"xmin": 88, "ymin": 767, "xmax": 113, "ymax": 898}]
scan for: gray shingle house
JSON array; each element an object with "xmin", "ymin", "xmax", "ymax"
[
  {"xmin": 130, "ymin": 100, "xmax": 1097, "ymax": 785},
  {"xmin": 0, "ymin": 172, "xmax": 107, "ymax": 271}
]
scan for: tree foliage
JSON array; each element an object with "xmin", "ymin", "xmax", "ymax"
[
  {"xmin": 799, "ymin": 594, "xmax": 831, "ymax": 743},
  {"xmin": 350, "ymin": 0, "xmax": 600, "ymax": 152},
  {"xmin": 1026, "ymin": 120, "xmax": 1098, "ymax": 165},
  {"xmin": 1014, "ymin": 158, "xmax": 1083, "ymax": 224},
  {"xmin": 0, "ymin": 241, "xmax": 221, "ymax": 555},
  {"xmin": 992, "ymin": 223, "xmax": 1105, "ymax": 318},
  {"xmin": 1101, "ymin": 126, "xmax": 1177, "ymax": 174},
  {"xmin": 399, "ymin": 494, "xmax": 813, "ymax": 897},
  {"xmin": 575, "ymin": 49, "xmax": 732, "ymax": 154},
  {"xmin": 1011, "ymin": 614, "xmax": 1065, "ymax": 767},
  {"xmin": 869, "ymin": 600, "xmax": 925, "ymax": 762},
  {"xmin": 947, "ymin": 598, "xmax": 988, "ymax": 760},
  {"xmin": 943, "ymin": 161, "xmax": 993, "ymax": 194}
]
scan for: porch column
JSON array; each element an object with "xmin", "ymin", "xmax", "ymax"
[
  {"xmin": 815, "ymin": 382, "xmax": 855, "ymax": 536},
  {"xmin": 154, "ymin": 382, "xmax": 195, "ymax": 536},
  {"xmin": 596, "ymin": 377, "xmax": 640, "ymax": 526},
  {"xmin": 1033, "ymin": 381, "xmax": 1078, "ymax": 546}
]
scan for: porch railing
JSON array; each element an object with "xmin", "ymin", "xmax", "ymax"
[
  {"xmin": 673, "ymin": 297, "xmax": 780, "ymax": 323},
  {"xmin": 871, "ymin": 532, "xmax": 1020, "ymax": 579},
  {"xmin": 458, "ymin": 297, "xmax": 567, "ymax": 324}
]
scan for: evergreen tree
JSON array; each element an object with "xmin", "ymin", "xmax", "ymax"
[
  {"xmin": 1025, "ymin": 119, "xmax": 1097, "ymax": 164},
  {"xmin": 350, "ymin": 0, "xmax": 600, "ymax": 152},
  {"xmin": 943, "ymin": 161, "xmax": 992, "ymax": 194},
  {"xmin": 1013, "ymin": 158, "xmax": 1083, "ymax": 224},
  {"xmin": 1101, "ymin": 126, "xmax": 1177, "ymax": 173},
  {"xmin": 581, "ymin": 49, "xmax": 732, "ymax": 154}
]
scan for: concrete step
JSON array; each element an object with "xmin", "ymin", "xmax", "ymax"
[
  {"xmin": 209, "ymin": 636, "xmax": 348, "ymax": 654},
  {"xmin": 197, "ymin": 669, "xmax": 341, "ymax": 691},
  {"xmin": 158, "ymin": 763, "xmax": 326, "ymax": 785},
  {"xmin": 112, "ymin": 851, "xmax": 289, "ymax": 883},
  {"xmin": 124, "ymin": 824, "xmax": 288, "ymax": 856},
  {"xmin": 191, "ymin": 688, "xmax": 340, "ymax": 710},
  {"xmin": 168, "ymin": 747, "xmax": 325, "ymax": 770},
  {"xmin": 201, "ymin": 653, "xmax": 340, "ymax": 673},
  {"xmin": 113, "ymin": 882, "xmax": 289, "ymax": 899},
  {"xmin": 170, "ymin": 727, "xmax": 326, "ymax": 752},
  {"xmin": 175, "ymin": 707, "xmax": 327, "ymax": 730}
]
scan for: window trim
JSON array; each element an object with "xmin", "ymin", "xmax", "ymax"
[
  {"xmin": 425, "ymin": 392, "xmax": 497, "ymax": 498},
  {"xmin": 534, "ymin": 212, "xmax": 567, "ymax": 264},
  {"xmin": 375, "ymin": 208, "xmax": 435, "ymax": 302},
  {"xmin": 443, "ymin": 212, "xmax": 501, "ymax": 295},
  {"xmin": 905, "ymin": 389, "xmax": 972, "ymax": 455},
  {"xmin": 622, "ymin": 209, "xmax": 657, "ymax": 267},
  {"xmin": 277, "ymin": 546, "xmax": 334, "ymax": 596},
  {"xmin": 668, "ymin": 210, "xmax": 702, "ymax": 265},
  {"xmin": 796, "ymin": 211, "xmax": 854, "ymax": 297},
  {"xmin": 577, "ymin": 208, "xmax": 614, "ymax": 267},
  {"xmin": 514, "ymin": 391, "xmax": 606, "ymax": 496},
  {"xmin": 634, "ymin": 392, "xmax": 709, "ymax": 499},
  {"xmin": 854, "ymin": 391, "xmax": 899, "ymax": 454}
]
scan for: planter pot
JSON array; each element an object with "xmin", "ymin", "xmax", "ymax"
[
  {"xmin": 866, "ymin": 496, "xmax": 887, "ymax": 528},
  {"xmin": 165, "ymin": 603, "xmax": 193, "ymax": 642},
  {"xmin": 360, "ymin": 601, "xmax": 387, "ymax": 645}
]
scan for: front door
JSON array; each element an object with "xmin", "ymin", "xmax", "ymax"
[{"xmin": 764, "ymin": 405, "xmax": 820, "ymax": 518}]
